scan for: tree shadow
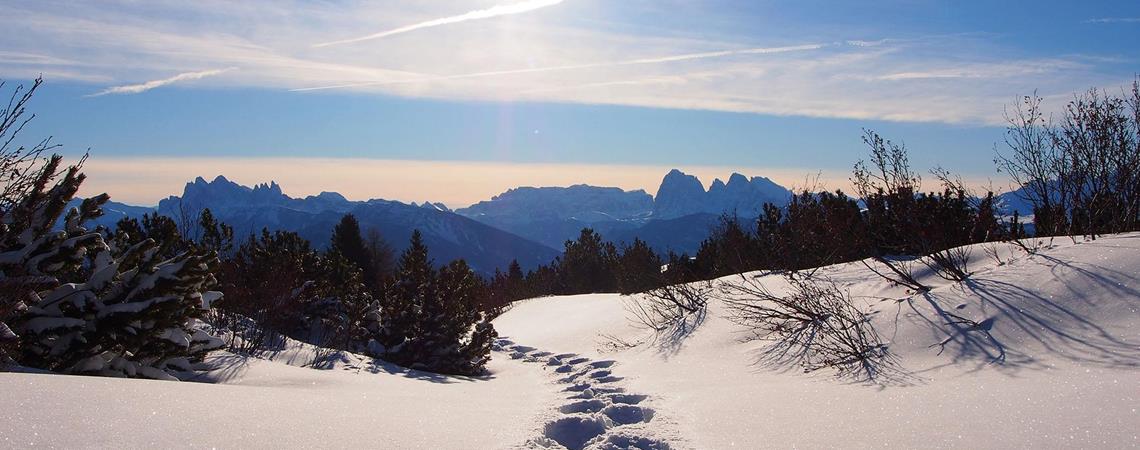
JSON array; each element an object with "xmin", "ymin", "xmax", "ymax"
[
  {"xmin": 892, "ymin": 258, "xmax": 1140, "ymax": 377},
  {"xmin": 358, "ymin": 357, "xmax": 495, "ymax": 384},
  {"xmin": 960, "ymin": 276, "xmax": 1140, "ymax": 369},
  {"xmin": 180, "ymin": 352, "xmax": 251, "ymax": 384}
]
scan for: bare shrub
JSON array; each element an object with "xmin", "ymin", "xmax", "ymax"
[
  {"xmin": 982, "ymin": 242, "xmax": 1006, "ymax": 266},
  {"xmin": 925, "ymin": 246, "xmax": 971, "ymax": 282},
  {"xmin": 626, "ymin": 280, "xmax": 712, "ymax": 342},
  {"xmin": 860, "ymin": 256, "xmax": 930, "ymax": 293},
  {"xmin": 720, "ymin": 272, "xmax": 894, "ymax": 381}
]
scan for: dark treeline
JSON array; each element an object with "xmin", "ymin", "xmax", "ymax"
[{"xmin": 168, "ymin": 212, "xmax": 499, "ymax": 376}]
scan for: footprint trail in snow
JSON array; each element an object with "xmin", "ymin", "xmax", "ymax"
[{"xmin": 494, "ymin": 337, "xmax": 673, "ymax": 450}]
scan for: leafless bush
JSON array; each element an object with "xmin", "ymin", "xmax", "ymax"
[
  {"xmin": 925, "ymin": 246, "xmax": 971, "ymax": 281},
  {"xmin": 626, "ymin": 280, "xmax": 711, "ymax": 341},
  {"xmin": 982, "ymin": 242, "xmax": 1006, "ymax": 266},
  {"xmin": 720, "ymin": 273, "xmax": 895, "ymax": 381},
  {"xmin": 861, "ymin": 256, "xmax": 930, "ymax": 293},
  {"xmin": 204, "ymin": 308, "xmax": 281, "ymax": 356}
]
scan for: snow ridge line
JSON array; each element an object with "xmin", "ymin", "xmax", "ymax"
[{"xmin": 494, "ymin": 337, "xmax": 672, "ymax": 450}]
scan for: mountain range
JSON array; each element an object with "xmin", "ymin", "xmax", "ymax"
[
  {"xmin": 456, "ymin": 169, "xmax": 792, "ymax": 253},
  {"xmin": 70, "ymin": 169, "xmax": 1033, "ymax": 274},
  {"xmin": 72, "ymin": 176, "xmax": 561, "ymax": 274}
]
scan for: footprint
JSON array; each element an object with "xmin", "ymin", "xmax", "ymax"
[
  {"xmin": 554, "ymin": 364, "xmax": 576, "ymax": 373},
  {"xmin": 604, "ymin": 393, "xmax": 647, "ymax": 405},
  {"xmin": 602, "ymin": 405, "xmax": 655, "ymax": 425},
  {"xmin": 563, "ymin": 383, "xmax": 593, "ymax": 392},
  {"xmin": 507, "ymin": 341, "xmax": 671, "ymax": 449},
  {"xmin": 543, "ymin": 415, "xmax": 608, "ymax": 450},
  {"xmin": 587, "ymin": 370, "xmax": 612, "ymax": 379},
  {"xmin": 592, "ymin": 433, "xmax": 672, "ymax": 450},
  {"xmin": 567, "ymin": 389, "xmax": 595, "ymax": 400},
  {"xmin": 558, "ymin": 399, "xmax": 607, "ymax": 414}
]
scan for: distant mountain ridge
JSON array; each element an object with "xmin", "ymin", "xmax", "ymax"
[
  {"xmin": 454, "ymin": 169, "xmax": 793, "ymax": 253},
  {"xmin": 79, "ymin": 176, "xmax": 560, "ymax": 274},
  {"xmin": 653, "ymin": 169, "xmax": 791, "ymax": 220}
]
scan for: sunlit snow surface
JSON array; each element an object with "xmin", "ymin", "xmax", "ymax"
[{"xmin": 4, "ymin": 234, "xmax": 1139, "ymax": 448}]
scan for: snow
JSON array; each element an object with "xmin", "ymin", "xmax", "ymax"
[
  {"xmin": 2, "ymin": 233, "xmax": 1138, "ymax": 448},
  {"xmin": 1, "ymin": 339, "xmax": 556, "ymax": 448},
  {"xmin": 494, "ymin": 234, "xmax": 1140, "ymax": 448}
]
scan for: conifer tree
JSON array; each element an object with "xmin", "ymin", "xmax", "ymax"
[
  {"xmin": 330, "ymin": 214, "xmax": 375, "ymax": 289},
  {"xmin": 1, "ymin": 78, "xmax": 221, "ymax": 378},
  {"xmin": 616, "ymin": 238, "xmax": 663, "ymax": 295},
  {"xmin": 375, "ymin": 230, "xmax": 433, "ymax": 359},
  {"xmin": 370, "ymin": 231, "xmax": 497, "ymax": 375},
  {"xmin": 560, "ymin": 228, "xmax": 618, "ymax": 294}
]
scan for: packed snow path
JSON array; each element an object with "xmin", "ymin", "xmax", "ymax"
[{"xmin": 494, "ymin": 337, "xmax": 673, "ymax": 450}]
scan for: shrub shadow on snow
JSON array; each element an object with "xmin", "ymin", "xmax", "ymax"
[
  {"xmin": 895, "ymin": 252, "xmax": 1140, "ymax": 377},
  {"xmin": 620, "ymin": 281, "xmax": 712, "ymax": 357},
  {"xmin": 961, "ymin": 276, "xmax": 1140, "ymax": 370},
  {"xmin": 180, "ymin": 352, "xmax": 251, "ymax": 384}
]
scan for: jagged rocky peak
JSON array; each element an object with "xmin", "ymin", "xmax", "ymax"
[
  {"xmin": 709, "ymin": 178, "xmax": 727, "ymax": 194},
  {"xmin": 652, "ymin": 169, "xmax": 708, "ymax": 220},
  {"xmin": 652, "ymin": 169, "xmax": 793, "ymax": 220}
]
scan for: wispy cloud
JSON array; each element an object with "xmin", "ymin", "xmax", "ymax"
[
  {"xmin": 291, "ymin": 43, "xmax": 827, "ymax": 92},
  {"xmin": 314, "ymin": 0, "xmax": 566, "ymax": 47},
  {"xmin": 2, "ymin": 1, "xmax": 1133, "ymax": 125},
  {"xmin": 1083, "ymin": 17, "xmax": 1140, "ymax": 24},
  {"xmin": 874, "ymin": 59, "xmax": 1085, "ymax": 81},
  {"xmin": 87, "ymin": 68, "xmax": 235, "ymax": 97}
]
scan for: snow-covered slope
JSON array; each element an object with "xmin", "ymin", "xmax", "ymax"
[
  {"xmin": 3, "ymin": 234, "xmax": 1137, "ymax": 448},
  {"xmin": 1, "ymin": 343, "xmax": 555, "ymax": 448},
  {"xmin": 494, "ymin": 233, "xmax": 1140, "ymax": 448}
]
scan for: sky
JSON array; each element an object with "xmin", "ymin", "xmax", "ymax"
[{"xmin": 2, "ymin": 0, "xmax": 1138, "ymax": 206}]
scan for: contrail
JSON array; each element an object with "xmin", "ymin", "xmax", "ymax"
[
  {"xmin": 314, "ymin": 0, "xmax": 566, "ymax": 48},
  {"xmin": 1082, "ymin": 17, "xmax": 1140, "ymax": 24},
  {"xmin": 87, "ymin": 68, "xmax": 235, "ymax": 97},
  {"xmin": 291, "ymin": 43, "xmax": 827, "ymax": 92}
]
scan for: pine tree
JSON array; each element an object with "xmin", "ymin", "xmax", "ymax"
[
  {"xmin": 0, "ymin": 78, "xmax": 221, "ymax": 378},
  {"xmin": 370, "ymin": 231, "xmax": 497, "ymax": 375},
  {"xmin": 197, "ymin": 208, "xmax": 234, "ymax": 256},
  {"xmin": 416, "ymin": 259, "xmax": 483, "ymax": 373},
  {"xmin": 560, "ymin": 228, "xmax": 618, "ymax": 294},
  {"xmin": 3, "ymin": 162, "xmax": 223, "ymax": 379},
  {"xmin": 374, "ymin": 230, "xmax": 434, "ymax": 360},
  {"xmin": 616, "ymin": 238, "xmax": 663, "ymax": 295},
  {"xmin": 330, "ymin": 214, "xmax": 375, "ymax": 289}
]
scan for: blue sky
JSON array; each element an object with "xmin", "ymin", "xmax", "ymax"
[{"xmin": 3, "ymin": 0, "xmax": 1139, "ymax": 205}]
